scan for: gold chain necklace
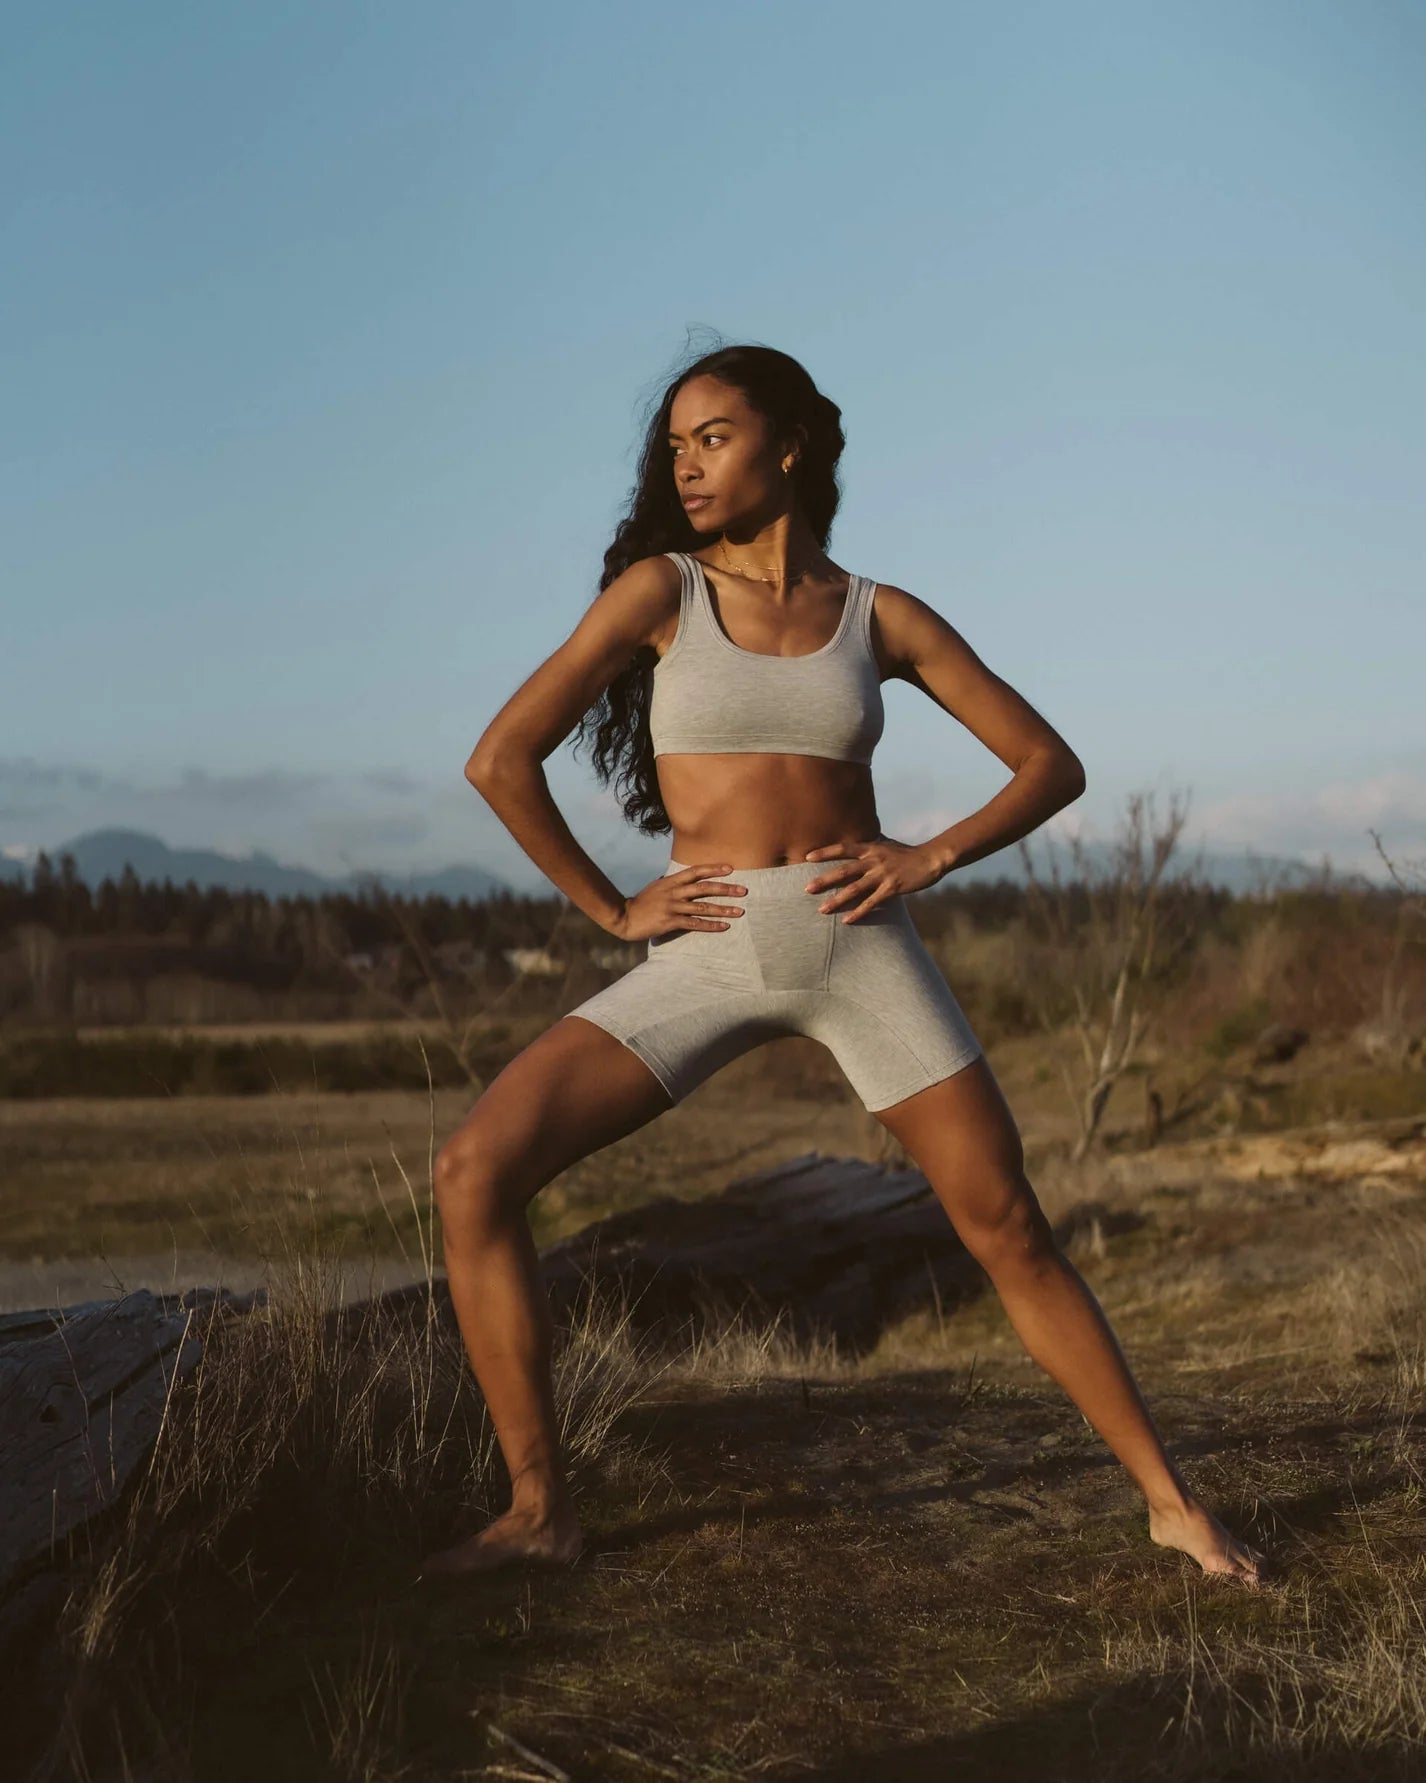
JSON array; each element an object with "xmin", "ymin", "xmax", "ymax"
[{"xmin": 716, "ymin": 537, "xmax": 820, "ymax": 589}]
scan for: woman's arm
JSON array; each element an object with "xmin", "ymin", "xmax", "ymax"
[
  {"xmin": 874, "ymin": 583, "xmax": 1086, "ymax": 875},
  {"xmin": 466, "ymin": 555, "xmax": 681, "ymax": 933}
]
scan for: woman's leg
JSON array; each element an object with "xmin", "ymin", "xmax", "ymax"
[
  {"xmin": 874, "ymin": 1056, "xmax": 1262, "ymax": 1582},
  {"xmin": 421, "ymin": 1013, "xmax": 675, "ymax": 1576}
]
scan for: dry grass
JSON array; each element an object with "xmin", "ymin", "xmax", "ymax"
[
  {"xmin": 6, "ymin": 1049, "xmax": 1425, "ymax": 1779},
  {"xmin": 1094, "ymin": 1563, "xmax": 1426, "ymax": 1776},
  {"xmin": 1318, "ymin": 1211, "xmax": 1426, "ymax": 1395}
]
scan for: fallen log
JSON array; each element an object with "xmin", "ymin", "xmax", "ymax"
[
  {"xmin": 536, "ymin": 1150, "xmax": 1140, "ymax": 1353},
  {"xmin": 341, "ymin": 1151, "xmax": 1140, "ymax": 1352},
  {"xmin": 0, "ymin": 1287, "xmax": 262, "ymax": 1598}
]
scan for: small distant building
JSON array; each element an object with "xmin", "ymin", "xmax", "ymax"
[{"xmin": 502, "ymin": 946, "xmax": 565, "ymax": 978}]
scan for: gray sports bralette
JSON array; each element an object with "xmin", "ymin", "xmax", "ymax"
[{"xmin": 647, "ymin": 551, "xmax": 885, "ymax": 764}]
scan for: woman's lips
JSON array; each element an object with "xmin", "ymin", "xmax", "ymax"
[{"xmin": 682, "ymin": 494, "xmax": 714, "ymax": 510}]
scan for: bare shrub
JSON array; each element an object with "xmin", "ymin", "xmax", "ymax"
[
  {"xmin": 1017, "ymin": 789, "xmax": 1204, "ymax": 1159},
  {"xmin": 1354, "ymin": 830, "xmax": 1426, "ymax": 1069},
  {"xmin": 1237, "ymin": 915, "xmax": 1297, "ymax": 1005}
]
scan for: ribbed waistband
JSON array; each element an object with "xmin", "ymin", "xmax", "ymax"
[{"xmin": 665, "ymin": 856, "xmax": 861, "ymax": 901}]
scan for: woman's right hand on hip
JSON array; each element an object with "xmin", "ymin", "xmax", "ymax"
[{"xmin": 609, "ymin": 864, "xmax": 747, "ymax": 942}]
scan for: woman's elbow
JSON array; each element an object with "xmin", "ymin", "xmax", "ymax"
[
  {"xmin": 466, "ymin": 735, "xmax": 537, "ymax": 786},
  {"xmin": 465, "ymin": 739, "xmax": 507, "ymax": 786},
  {"xmin": 1035, "ymin": 745, "xmax": 1085, "ymax": 800}
]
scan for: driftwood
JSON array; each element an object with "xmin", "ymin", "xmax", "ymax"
[
  {"xmin": 0, "ymin": 1287, "xmax": 261, "ymax": 1598},
  {"xmin": 537, "ymin": 1149, "xmax": 1140, "ymax": 1353}
]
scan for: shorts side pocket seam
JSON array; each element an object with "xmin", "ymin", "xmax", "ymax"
[{"xmin": 818, "ymin": 915, "xmax": 835, "ymax": 991}]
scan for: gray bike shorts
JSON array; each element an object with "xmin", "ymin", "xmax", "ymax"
[{"xmin": 566, "ymin": 857, "xmax": 983, "ymax": 1113}]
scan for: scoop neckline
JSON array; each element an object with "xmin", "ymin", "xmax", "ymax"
[{"xmin": 689, "ymin": 554, "xmax": 857, "ymax": 661}]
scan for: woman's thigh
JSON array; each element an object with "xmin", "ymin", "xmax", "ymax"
[
  {"xmin": 870, "ymin": 1055, "xmax": 1049, "ymax": 1256},
  {"xmin": 811, "ymin": 897, "xmax": 984, "ymax": 1115},
  {"xmin": 439, "ymin": 1014, "xmax": 675, "ymax": 1213}
]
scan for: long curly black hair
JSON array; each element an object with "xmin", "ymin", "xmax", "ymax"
[{"xmin": 569, "ymin": 340, "xmax": 848, "ymax": 836}]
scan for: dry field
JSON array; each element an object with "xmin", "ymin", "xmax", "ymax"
[
  {"xmin": 0, "ymin": 1028, "xmax": 1102, "ymax": 1307},
  {"xmin": 0, "ymin": 1038, "xmax": 873, "ymax": 1309},
  {"xmin": 5, "ymin": 1021, "xmax": 1425, "ymax": 1781},
  {"xmin": 4, "ymin": 1018, "xmax": 1418, "ymax": 1298}
]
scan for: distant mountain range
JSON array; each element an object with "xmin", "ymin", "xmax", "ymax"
[
  {"xmin": 0, "ymin": 829, "xmax": 511, "ymax": 901},
  {"xmin": 0, "ymin": 826, "xmax": 1371, "ymax": 900}
]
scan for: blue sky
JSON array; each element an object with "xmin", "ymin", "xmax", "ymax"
[{"xmin": 5, "ymin": 0, "xmax": 1423, "ymax": 894}]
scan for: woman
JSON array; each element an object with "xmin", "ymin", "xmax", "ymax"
[{"xmin": 422, "ymin": 343, "xmax": 1262, "ymax": 1585}]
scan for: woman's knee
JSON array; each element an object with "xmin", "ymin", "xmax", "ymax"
[
  {"xmin": 957, "ymin": 1174, "xmax": 1060, "ymax": 1279},
  {"xmin": 433, "ymin": 1125, "xmax": 523, "ymax": 1239}
]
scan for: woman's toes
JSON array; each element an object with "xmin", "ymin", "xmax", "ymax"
[{"xmin": 1150, "ymin": 1501, "xmax": 1264, "ymax": 1583}]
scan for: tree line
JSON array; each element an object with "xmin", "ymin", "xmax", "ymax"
[{"xmin": 2, "ymin": 851, "xmax": 581, "ymax": 954}]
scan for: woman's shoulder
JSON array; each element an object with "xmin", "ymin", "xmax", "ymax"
[
  {"xmin": 602, "ymin": 551, "xmax": 685, "ymax": 596},
  {"xmin": 593, "ymin": 553, "xmax": 685, "ymax": 655},
  {"xmin": 626, "ymin": 549, "xmax": 687, "ymax": 582},
  {"xmin": 859, "ymin": 577, "xmax": 937, "ymax": 620}
]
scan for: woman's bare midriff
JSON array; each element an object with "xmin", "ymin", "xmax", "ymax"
[{"xmin": 654, "ymin": 752, "xmax": 882, "ymax": 867}]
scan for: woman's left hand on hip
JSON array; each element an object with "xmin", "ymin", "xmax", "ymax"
[{"xmin": 803, "ymin": 835, "xmax": 944, "ymax": 921}]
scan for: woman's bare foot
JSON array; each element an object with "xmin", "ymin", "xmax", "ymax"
[
  {"xmin": 419, "ymin": 1499, "xmax": 584, "ymax": 1579},
  {"xmin": 1149, "ymin": 1495, "xmax": 1263, "ymax": 1582}
]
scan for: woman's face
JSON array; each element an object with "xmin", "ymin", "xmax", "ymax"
[{"xmin": 666, "ymin": 375, "xmax": 790, "ymax": 532}]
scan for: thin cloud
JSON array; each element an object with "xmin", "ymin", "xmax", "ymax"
[
  {"xmin": 883, "ymin": 772, "xmax": 1424, "ymax": 883},
  {"xmin": 1194, "ymin": 772, "xmax": 1426, "ymax": 869}
]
